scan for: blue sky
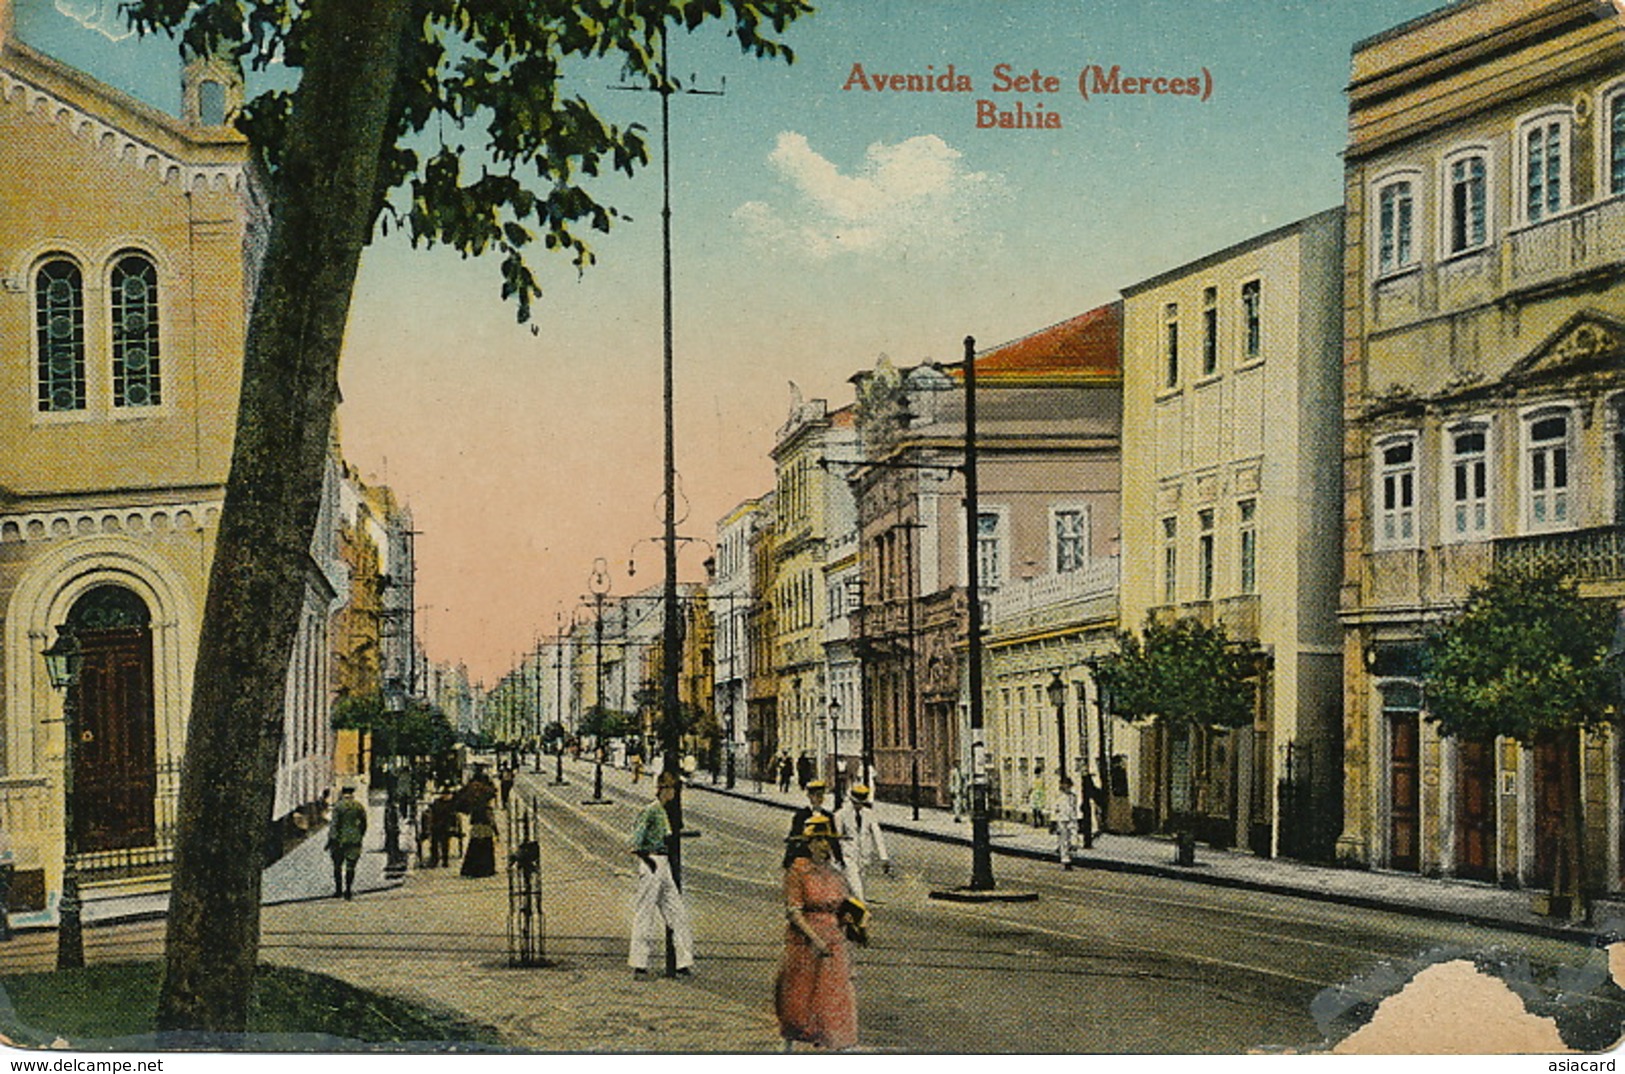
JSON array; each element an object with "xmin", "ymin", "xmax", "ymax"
[{"xmin": 18, "ymin": 0, "xmax": 1442, "ymax": 681}]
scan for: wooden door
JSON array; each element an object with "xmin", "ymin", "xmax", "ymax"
[
  {"xmin": 69, "ymin": 587, "xmax": 156, "ymax": 853},
  {"xmin": 1454, "ymin": 738, "xmax": 1496, "ymax": 881},
  {"xmin": 1389, "ymin": 713, "xmax": 1420, "ymax": 872},
  {"xmin": 1533, "ymin": 736, "xmax": 1568, "ymax": 889},
  {"xmin": 76, "ymin": 625, "xmax": 156, "ymax": 851}
]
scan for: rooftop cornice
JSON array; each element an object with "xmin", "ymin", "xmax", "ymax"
[{"xmin": 2, "ymin": 40, "xmax": 248, "ymax": 193}]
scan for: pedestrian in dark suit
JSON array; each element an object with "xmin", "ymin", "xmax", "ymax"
[
  {"xmin": 327, "ymin": 785, "xmax": 368, "ymax": 899},
  {"xmin": 426, "ymin": 786, "xmax": 458, "ymax": 867},
  {"xmin": 783, "ymin": 779, "xmax": 843, "ymax": 868}
]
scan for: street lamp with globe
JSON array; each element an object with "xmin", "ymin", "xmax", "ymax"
[{"xmin": 41, "ymin": 625, "xmax": 84, "ymax": 970}]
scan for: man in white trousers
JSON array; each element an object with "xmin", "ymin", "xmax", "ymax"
[
  {"xmin": 628, "ymin": 771, "xmax": 695, "ymax": 978},
  {"xmin": 836, "ymin": 784, "xmax": 891, "ymax": 903},
  {"xmin": 1055, "ymin": 775, "xmax": 1081, "ymax": 870}
]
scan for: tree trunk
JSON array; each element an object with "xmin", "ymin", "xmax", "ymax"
[{"xmin": 156, "ymin": 0, "xmax": 414, "ymax": 1035}]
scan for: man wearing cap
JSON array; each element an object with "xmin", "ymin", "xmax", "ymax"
[
  {"xmin": 1055, "ymin": 775, "xmax": 1081, "ymax": 870},
  {"xmin": 834, "ymin": 785, "xmax": 890, "ymax": 902},
  {"xmin": 628, "ymin": 771, "xmax": 695, "ymax": 979},
  {"xmin": 327, "ymin": 784, "xmax": 368, "ymax": 900},
  {"xmin": 783, "ymin": 778, "xmax": 843, "ymax": 869}
]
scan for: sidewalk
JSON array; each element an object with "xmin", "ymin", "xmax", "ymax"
[
  {"xmin": 1, "ymin": 773, "xmax": 785, "ymax": 1052},
  {"xmin": 673, "ymin": 761, "xmax": 1622, "ymax": 946},
  {"xmin": 3, "ymin": 788, "xmax": 405, "ymax": 934}
]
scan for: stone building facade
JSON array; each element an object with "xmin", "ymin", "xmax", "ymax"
[{"xmin": 1337, "ymin": 0, "xmax": 1625, "ymax": 889}]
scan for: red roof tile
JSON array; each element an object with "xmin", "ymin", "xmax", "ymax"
[{"xmin": 954, "ymin": 301, "xmax": 1121, "ymax": 380}]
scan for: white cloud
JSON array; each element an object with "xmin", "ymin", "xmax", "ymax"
[
  {"xmin": 733, "ymin": 132, "xmax": 1006, "ymax": 260},
  {"xmin": 55, "ymin": 0, "xmax": 135, "ymax": 41}
]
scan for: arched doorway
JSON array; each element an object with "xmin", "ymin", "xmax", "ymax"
[{"xmin": 67, "ymin": 585, "xmax": 156, "ymax": 852}]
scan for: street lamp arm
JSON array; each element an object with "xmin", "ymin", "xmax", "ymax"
[
  {"xmin": 819, "ymin": 456, "xmax": 963, "ymax": 474},
  {"xmin": 627, "ymin": 533, "xmax": 716, "ymax": 578}
]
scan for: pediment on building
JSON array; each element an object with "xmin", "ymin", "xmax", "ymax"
[{"xmin": 1508, "ymin": 310, "xmax": 1625, "ymax": 385}]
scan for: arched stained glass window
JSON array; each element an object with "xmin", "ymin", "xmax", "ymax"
[
  {"xmin": 36, "ymin": 259, "xmax": 86, "ymax": 412},
  {"xmin": 111, "ymin": 254, "xmax": 161, "ymax": 407}
]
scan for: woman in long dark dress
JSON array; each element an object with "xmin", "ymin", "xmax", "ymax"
[
  {"xmin": 456, "ymin": 769, "xmax": 498, "ymax": 878},
  {"xmin": 775, "ymin": 816, "xmax": 858, "ymax": 1051}
]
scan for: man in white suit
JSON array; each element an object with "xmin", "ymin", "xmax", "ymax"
[{"xmin": 835, "ymin": 785, "xmax": 891, "ymax": 903}]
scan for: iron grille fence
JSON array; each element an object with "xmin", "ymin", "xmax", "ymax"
[
  {"xmin": 1494, "ymin": 526, "xmax": 1625, "ymax": 581},
  {"xmin": 76, "ymin": 756, "xmax": 183, "ymax": 884}
]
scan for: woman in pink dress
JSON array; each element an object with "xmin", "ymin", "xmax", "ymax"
[{"xmin": 775, "ymin": 816, "xmax": 858, "ymax": 1051}]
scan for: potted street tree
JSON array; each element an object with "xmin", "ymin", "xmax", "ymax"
[
  {"xmin": 1424, "ymin": 564, "xmax": 1620, "ymax": 919},
  {"xmin": 1093, "ymin": 616, "xmax": 1261, "ymax": 864}
]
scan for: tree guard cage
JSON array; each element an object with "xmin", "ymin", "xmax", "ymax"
[{"xmin": 506, "ymin": 793, "xmax": 546, "ymax": 967}]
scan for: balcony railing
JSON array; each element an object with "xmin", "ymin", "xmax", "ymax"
[
  {"xmin": 1507, "ymin": 196, "xmax": 1625, "ymax": 295},
  {"xmin": 1493, "ymin": 525, "xmax": 1625, "ymax": 582},
  {"xmin": 988, "ymin": 556, "xmax": 1119, "ymax": 627}
]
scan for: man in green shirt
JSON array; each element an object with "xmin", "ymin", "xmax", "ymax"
[
  {"xmin": 628, "ymin": 772, "xmax": 694, "ymax": 978},
  {"xmin": 327, "ymin": 785, "xmax": 368, "ymax": 900}
]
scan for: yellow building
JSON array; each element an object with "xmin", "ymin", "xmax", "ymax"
[
  {"xmin": 0, "ymin": 22, "xmax": 260, "ymax": 914},
  {"xmin": 0, "ymin": 22, "xmax": 341, "ymax": 916},
  {"xmin": 1121, "ymin": 210, "xmax": 1345, "ymax": 857},
  {"xmin": 770, "ymin": 392, "xmax": 856, "ymax": 777},
  {"xmin": 1339, "ymin": 0, "xmax": 1625, "ymax": 890}
]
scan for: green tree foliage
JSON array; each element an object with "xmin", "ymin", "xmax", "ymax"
[
  {"xmin": 1424, "ymin": 564, "xmax": 1620, "ymax": 913},
  {"xmin": 1424, "ymin": 564, "xmax": 1620, "ymax": 743},
  {"xmin": 332, "ymin": 692, "xmax": 457, "ymax": 764},
  {"xmin": 123, "ymin": 0, "xmax": 811, "ymax": 1034},
  {"xmin": 128, "ymin": 0, "xmax": 811, "ymax": 324},
  {"xmin": 331, "ymin": 690, "xmax": 386, "ymax": 730},
  {"xmin": 390, "ymin": 702, "xmax": 459, "ymax": 758},
  {"xmin": 579, "ymin": 704, "xmax": 635, "ymax": 740},
  {"xmin": 1093, "ymin": 616, "xmax": 1261, "ymax": 732}
]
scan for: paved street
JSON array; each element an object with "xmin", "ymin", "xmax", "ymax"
[
  {"xmin": 517, "ymin": 760, "xmax": 1623, "ymax": 1053},
  {"xmin": 5, "ymin": 756, "xmax": 1623, "ymax": 1053}
]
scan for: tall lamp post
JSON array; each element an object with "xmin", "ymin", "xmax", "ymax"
[
  {"xmin": 41, "ymin": 625, "xmax": 84, "ymax": 970},
  {"xmin": 1048, "ymin": 670, "xmax": 1091, "ymax": 849},
  {"xmin": 584, "ymin": 560, "xmax": 613, "ymax": 806},
  {"xmin": 847, "ymin": 576, "xmax": 875, "ymax": 790},
  {"xmin": 532, "ymin": 639, "xmax": 544, "ymax": 773},
  {"xmin": 827, "ymin": 697, "xmax": 842, "ymax": 795},
  {"xmin": 1084, "ymin": 659, "xmax": 1114, "ymax": 840},
  {"xmin": 900, "ymin": 520, "xmax": 922, "ymax": 821},
  {"xmin": 962, "ymin": 335, "xmax": 995, "ymax": 891},
  {"xmin": 1047, "ymin": 670, "xmax": 1068, "ymax": 784},
  {"xmin": 553, "ymin": 612, "xmax": 569, "ymax": 786},
  {"xmin": 1096, "ymin": 678, "xmax": 1113, "ymax": 834},
  {"xmin": 930, "ymin": 334, "xmax": 1033, "ymax": 903}
]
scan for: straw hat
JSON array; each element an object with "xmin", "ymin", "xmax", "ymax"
[{"xmin": 789, "ymin": 815, "xmax": 845, "ymax": 842}]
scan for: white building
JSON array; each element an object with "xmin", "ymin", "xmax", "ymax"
[{"xmin": 1119, "ymin": 208, "xmax": 1345, "ymax": 858}]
